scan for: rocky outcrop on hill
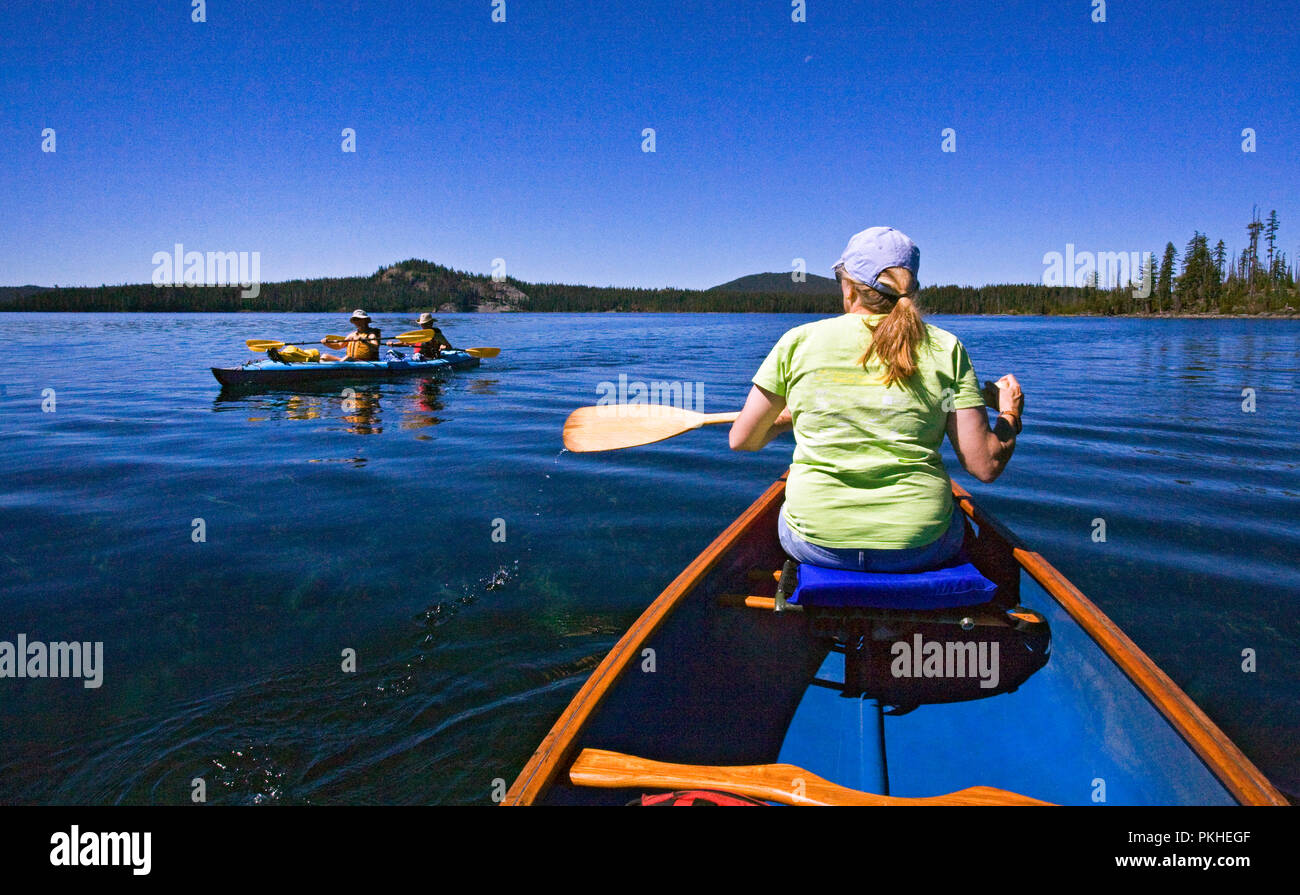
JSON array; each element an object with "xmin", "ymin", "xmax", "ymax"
[{"xmin": 377, "ymin": 262, "xmax": 527, "ymax": 312}]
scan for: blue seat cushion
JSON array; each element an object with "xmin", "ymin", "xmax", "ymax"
[{"xmin": 788, "ymin": 555, "xmax": 998, "ymax": 610}]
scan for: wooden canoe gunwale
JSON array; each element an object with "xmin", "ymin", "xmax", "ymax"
[
  {"xmin": 504, "ymin": 475, "xmax": 1287, "ymax": 806},
  {"xmin": 501, "ymin": 475, "xmax": 788, "ymax": 805}
]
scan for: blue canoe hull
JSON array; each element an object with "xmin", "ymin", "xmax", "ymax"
[
  {"xmin": 506, "ymin": 476, "xmax": 1285, "ymax": 806},
  {"xmin": 212, "ymin": 350, "xmax": 480, "ymax": 388}
]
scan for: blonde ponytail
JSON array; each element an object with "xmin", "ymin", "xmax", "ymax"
[{"xmin": 844, "ymin": 267, "xmax": 927, "ymax": 386}]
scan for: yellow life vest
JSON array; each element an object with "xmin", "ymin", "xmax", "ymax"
[{"xmin": 347, "ymin": 330, "xmax": 380, "ymax": 360}]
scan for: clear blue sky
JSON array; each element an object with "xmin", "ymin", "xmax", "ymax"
[{"xmin": 1, "ymin": 0, "xmax": 1296, "ymax": 289}]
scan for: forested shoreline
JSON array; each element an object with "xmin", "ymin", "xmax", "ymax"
[{"xmin": 5, "ymin": 211, "xmax": 1295, "ymax": 316}]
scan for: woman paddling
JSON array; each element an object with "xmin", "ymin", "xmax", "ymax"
[
  {"xmin": 321, "ymin": 310, "xmax": 382, "ymax": 362},
  {"xmin": 729, "ymin": 226, "xmax": 1023, "ymax": 572}
]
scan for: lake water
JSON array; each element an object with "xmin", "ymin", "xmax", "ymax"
[{"xmin": 0, "ymin": 312, "xmax": 1296, "ymax": 804}]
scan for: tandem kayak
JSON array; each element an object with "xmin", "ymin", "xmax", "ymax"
[
  {"xmin": 505, "ymin": 474, "xmax": 1286, "ymax": 806},
  {"xmin": 211, "ymin": 349, "xmax": 481, "ymax": 388}
]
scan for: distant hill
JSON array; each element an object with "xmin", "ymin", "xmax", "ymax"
[
  {"xmin": 0, "ymin": 261, "xmax": 529, "ymax": 314},
  {"xmin": 710, "ymin": 272, "xmax": 840, "ymax": 295},
  {"xmin": 375, "ymin": 260, "xmax": 528, "ymax": 312}
]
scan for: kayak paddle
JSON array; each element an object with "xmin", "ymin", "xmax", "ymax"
[
  {"xmin": 463, "ymin": 347, "xmax": 500, "ymax": 358},
  {"xmin": 247, "ymin": 336, "xmax": 345, "ymax": 351},
  {"xmin": 247, "ymin": 330, "xmax": 436, "ymax": 351},
  {"xmin": 562, "ymin": 405, "xmax": 740, "ymax": 453}
]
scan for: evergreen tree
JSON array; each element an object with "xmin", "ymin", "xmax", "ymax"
[
  {"xmin": 1265, "ymin": 210, "xmax": 1280, "ymax": 281},
  {"xmin": 1177, "ymin": 232, "xmax": 1214, "ymax": 311},
  {"xmin": 1245, "ymin": 209, "xmax": 1264, "ymax": 291},
  {"xmin": 1157, "ymin": 242, "xmax": 1178, "ymax": 312}
]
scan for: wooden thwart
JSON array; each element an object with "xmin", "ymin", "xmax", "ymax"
[{"xmin": 569, "ymin": 748, "xmax": 1053, "ymax": 806}]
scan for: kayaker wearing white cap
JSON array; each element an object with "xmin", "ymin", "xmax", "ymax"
[
  {"xmin": 729, "ymin": 226, "xmax": 1024, "ymax": 572},
  {"xmin": 388, "ymin": 312, "xmax": 451, "ymax": 360},
  {"xmin": 321, "ymin": 310, "xmax": 382, "ymax": 362}
]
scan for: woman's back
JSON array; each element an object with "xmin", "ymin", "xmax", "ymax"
[
  {"xmin": 752, "ymin": 313, "xmax": 985, "ymax": 550},
  {"xmin": 730, "ymin": 226, "xmax": 1022, "ymax": 572}
]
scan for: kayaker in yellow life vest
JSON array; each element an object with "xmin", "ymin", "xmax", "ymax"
[
  {"xmin": 729, "ymin": 226, "xmax": 1024, "ymax": 573},
  {"xmin": 321, "ymin": 310, "xmax": 382, "ymax": 361},
  {"xmin": 390, "ymin": 312, "xmax": 451, "ymax": 360}
]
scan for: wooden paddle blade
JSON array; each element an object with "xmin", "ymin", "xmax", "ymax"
[
  {"xmin": 463, "ymin": 347, "xmax": 500, "ymax": 358},
  {"xmin": 562, "ymin": 406, "xmax": 738, "ymax": 453},
  {"xmin": 569, "ymin": 749, "xmax": 1053, "ymax": 806}
]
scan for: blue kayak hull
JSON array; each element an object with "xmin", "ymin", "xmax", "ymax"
[{"xmin": 212, "ymin": 350, "xmax": 480, "ymax": 388}]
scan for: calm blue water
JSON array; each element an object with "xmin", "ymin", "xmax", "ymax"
[{"xmin": 0, "ymin": 312, "xmax": 1296, "ymax": 803}]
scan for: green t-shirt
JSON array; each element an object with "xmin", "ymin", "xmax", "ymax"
[{"xmin": 752, "ymin": 313, "xmax": 985, "ymax": 549}]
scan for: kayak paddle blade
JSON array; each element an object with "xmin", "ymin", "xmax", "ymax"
[{"xmin": 392, "ymin": 329, "xmax": 435, "ymax": 344}]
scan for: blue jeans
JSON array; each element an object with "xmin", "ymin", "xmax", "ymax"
[{"xmin": 777, "ymin": 505, "xmax": 966, "ymax": 573}]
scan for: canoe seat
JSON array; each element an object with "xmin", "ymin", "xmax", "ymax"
[{"xmin": 784, "ymin": 555, "xmax": 998, "ymax": 610}]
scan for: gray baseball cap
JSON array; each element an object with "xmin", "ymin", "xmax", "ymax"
[{"xmin": 834, "ymin": 227, "xmax": 920, "ymax": 296}]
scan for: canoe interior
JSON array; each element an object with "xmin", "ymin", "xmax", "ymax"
[{"xmin": 517, "ymin": 481, "xmax": 1258, "ymax": 806}]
